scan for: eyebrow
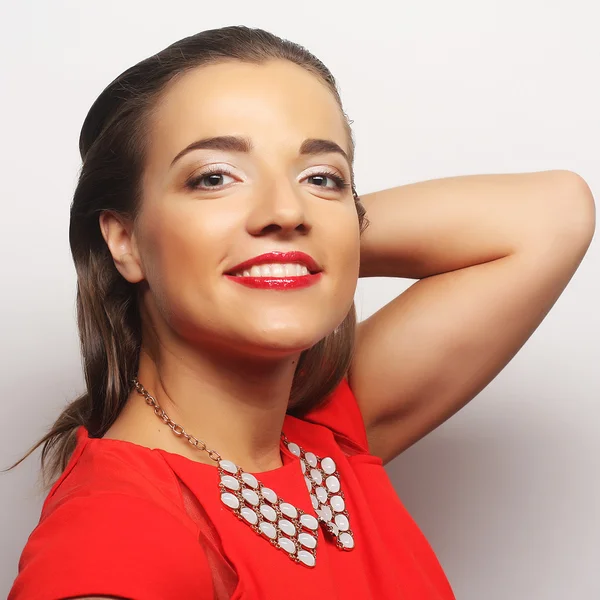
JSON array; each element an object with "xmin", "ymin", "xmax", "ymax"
[{"xmin": 170, "ymin": 135, "xmax": 350, "ymax": 168}]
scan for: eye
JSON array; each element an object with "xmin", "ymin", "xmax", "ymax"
[
  {"xmin": 303, "ymin": 169, "xmax": 350, "ymax": 191},
  {"xmin": 186, "ymin": 166, "xmax": 237, "ymax": 191}
]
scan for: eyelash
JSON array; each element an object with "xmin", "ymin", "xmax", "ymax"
[{"xmin": 185, "ymin": 165, "xmax": 350, "ymax": 192}]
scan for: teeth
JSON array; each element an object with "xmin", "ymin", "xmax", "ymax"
[{"xmin": 234, "ymin": 263, "xmax": 311, "ymax": 278}]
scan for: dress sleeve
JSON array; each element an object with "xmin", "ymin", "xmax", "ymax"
[
  {"xmin": 8, "ymin": 492, "xmax": 214, "ymax": 600},
  {"xmin": 302, "ymin": 376, "xmax": 371, "ymax": 454}
]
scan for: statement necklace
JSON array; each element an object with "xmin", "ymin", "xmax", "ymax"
[{"xmin": 132, "ymin": 379, "xmax": 355, "ymax": 568}]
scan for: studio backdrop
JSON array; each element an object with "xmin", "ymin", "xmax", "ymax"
[{"xmin": 1, "ymin": 2, "xmax": 598, "ymax": 598}]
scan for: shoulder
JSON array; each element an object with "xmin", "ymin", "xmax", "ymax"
[
  {"xmin": 298, "ymin": 377, "xmax": 372, "ymax": 456},
  {"xmin": 9, "ymin": 491, "xmax": 213, "ymax": 600},
  {"xmin": 42, "ymin": 426, "xmax": 187, "ymax": 520},
  {"xmin": 9, "ymin": 428, "xmax": 213, "ymax": 600}
]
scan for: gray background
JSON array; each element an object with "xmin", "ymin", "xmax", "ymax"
[{"xmin": 1, "ymin": 1, "xmax": 598, "ymax": 598}]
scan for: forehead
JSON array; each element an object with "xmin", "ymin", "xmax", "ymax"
[{"xmin": 147, "ymin": 59, "xmax": 349, "ymax": 165}]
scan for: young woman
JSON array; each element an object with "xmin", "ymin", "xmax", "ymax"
[{"xmin": 6, "ymin": 25, "xmax": 595, "ymax": 600}]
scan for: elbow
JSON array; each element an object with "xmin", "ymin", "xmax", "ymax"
[
  {"xmin": 551, "ymin": 170, "xmax": 596, "ymax": 245},
  {"xmin": 544, "ymin": 170, "xmax": 596, "ymax": 250}
]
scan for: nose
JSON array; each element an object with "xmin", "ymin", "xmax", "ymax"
[{"xmin": 247, "ymin": 178, "xmax": 310, "ymax": 237}]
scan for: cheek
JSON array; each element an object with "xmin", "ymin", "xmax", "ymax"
[
  {"xmin": 137, "ymin": 205, "xmax": 227, "ymax": 317},
  {"xmin": 324, "ymin": 214, "xmax": 361, "ymax": 311},
  {"xmin": 335, "ymin": 211, "xmax": 361, "ymax": 272}
]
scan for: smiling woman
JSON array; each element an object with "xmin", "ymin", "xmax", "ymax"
[{"xmin": 5, "ymin": 24, "xmax": 595, "ymax": 600}]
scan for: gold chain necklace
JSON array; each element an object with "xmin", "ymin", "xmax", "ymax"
[{"xmin": 132, "ymin": 378, "xmax": 355, "ymax": 568}]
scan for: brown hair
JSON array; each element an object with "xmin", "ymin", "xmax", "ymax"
[{"xmin": 4, "ymin": 25, "xmax": 368, "ymax": 491}]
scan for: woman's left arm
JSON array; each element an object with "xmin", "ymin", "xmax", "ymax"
[{"xmin": 350, "ymin": 169, "xmax": 596, "ymax": 464}]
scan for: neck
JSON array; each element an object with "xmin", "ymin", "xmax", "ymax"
[{"xmin": 114, "ymin": 338, "xmax": 301, "ymax": 473}]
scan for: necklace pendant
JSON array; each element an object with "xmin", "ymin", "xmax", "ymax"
[
  {"xmin": 218, "ymin": 459, "xmax": 320, "ymax": 568},
  {"xmin": 218, "ymin": 439, "xmax": 355, "ymax": 568},
  {"xmin": 286, "ymin": 443, "xmax": 355, "ymax": 552}
]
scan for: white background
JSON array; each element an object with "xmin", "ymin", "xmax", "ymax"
[{"xmin": 1, "ymin": 1, "xmax": 598, "ymax": 598}]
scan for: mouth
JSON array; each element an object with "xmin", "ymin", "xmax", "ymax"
[{"xmin": 224, "ymin": 251, "xmax": 323, "ymax": 290}]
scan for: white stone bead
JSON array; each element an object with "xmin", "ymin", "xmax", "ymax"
[
  {"xmin": 298, "ymin": 532, "xmax": 317, "ymax": 549},
  {"xmin": 260, "ymin": 521, "xmax": 277, "ymax": 539},
  {"xmin": 297, "ymin": 549, "xmax": 316, "ymax": 567},
  {"xmin": 261, "ymin": 487, "xmax": 278, "ymax": 504},
  {"xmin": 321, "ymin": 457, "xmax": 336, "ymax": 475},
  {"xmin": 304, "ymin": 476, "xmax": 313, "ymax": 492},
  {"xmin": 287, "ymin": 442, "xmax": 301, "ymax": 457},
  {"xmin": 315, "ymin": 486, "xmax": 328, "ymax": 503},
  {"xmin": 310, "ymin": 494, "xmax": 319, "ymax": 510},
  {"xmin": 327, "ymin": 522, "xmax": 339, "ymax": 536},
  {"xmin": 241, "ymin": 472, "xmax": 258, "ymax": 489},
  {"xmin": 241, "ymin": 507, "xmax": 258, "ymax": 525},
  {"xmin": 310, "ymin": 469, "xmax": 322, "ymax": 485},
  {"xmin": 334, "ymin": 514, "xmax": 349, "ymax": 531},
  {"xmin": 220, "ymin": 459, "xmax": 238, "ymax": 474},
  {"xmin": 242, "ymin": 488, "xmax": 259, "ymax": 506},
  {"xmin": 326, "ymin": 475, "xmax": 340, "ymax": 493},
  {"xmin": 221, "ymin": 492, "xmax": 239, "ymax": 510},
  {"xmin": 300, "ymin": 460, "xmax": 306, "ymax": 474},
  {"xmin": 220, "ymin": 475, "xmax": 240, "ymax": 491},
  {"xmin": 279, "ymin": 502, "xmax": 298, "ymax": 519},
  {"xmin": 300, "ymin": 513, "xmax": 319, "ymax": 530},
  {"xmin": 260, "ymin": 503, "xmax": 277, "ymax": 522},
  {"xmin": 330, "ymin": 495, "xmax": 345, "ymax": 512},
  {"xmin": 278, "ymin": 519, "xmax": 296, "ymax": 537},
  {"xmin": 339, "ymin": 532, "xmax": 354, "ymax": 549},
  {"xmin": 320, "ymin": 505, "xmax": 333, "ymax": 522},
  {"xmin": 278, "ymin": 537, "xmax": 296, "ymax": 554},
  {"xmin": 305, "ymin": 452, "xmax": 318, "ymax": 467}
]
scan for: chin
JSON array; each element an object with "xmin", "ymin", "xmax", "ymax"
[{"xmin": 240, "ymin": 321, "xmax": 333, "ymax": 357}]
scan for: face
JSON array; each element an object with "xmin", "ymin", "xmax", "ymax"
[{"xmin": 126, "ymin": 59, "xmax": 360, "ymax": 360}]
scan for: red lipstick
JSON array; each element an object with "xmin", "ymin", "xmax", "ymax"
[{"xmin": 224, "ymin": 251, "xmax": 323, "ymax": 290}]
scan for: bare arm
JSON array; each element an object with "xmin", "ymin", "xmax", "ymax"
[{"xmin": 350, "ymin": 170, "xmax": 596, "ymax": 463}]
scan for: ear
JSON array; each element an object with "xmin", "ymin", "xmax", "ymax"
[{"xmin": 99, "ymin": 211, "xmax": 144, "ymax": 283}]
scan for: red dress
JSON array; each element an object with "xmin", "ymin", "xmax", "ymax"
[{"xmin": 9, "ymin": 379, "xmax": 455, "ymax": 599}]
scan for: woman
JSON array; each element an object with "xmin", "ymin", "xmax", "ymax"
[{"xmin": 6, "ymin": 25, "xmax": 595, "ymax": 600}]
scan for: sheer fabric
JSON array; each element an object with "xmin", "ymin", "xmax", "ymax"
[{"xmin": 176, "ymin": 475, "xmax": 238, "ymax": 599}]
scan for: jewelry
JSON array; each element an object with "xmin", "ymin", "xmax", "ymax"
[{"xmin": 132, "ymin": 378, "xmax": 355, "ymax": 568}]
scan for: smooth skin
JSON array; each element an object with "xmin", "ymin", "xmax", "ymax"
[{"xmin": 79, "ymin": 58, "xmax": 596, "ymax": 600}]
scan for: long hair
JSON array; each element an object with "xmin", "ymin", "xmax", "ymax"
[{"xmin": 4, "ymin": 26, "xmax": 369, "ymax": 491}]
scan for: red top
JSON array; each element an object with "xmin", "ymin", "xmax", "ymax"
[{"xmin": 9, "ymin": 378, "xmax": 455, "ymax": 600}]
